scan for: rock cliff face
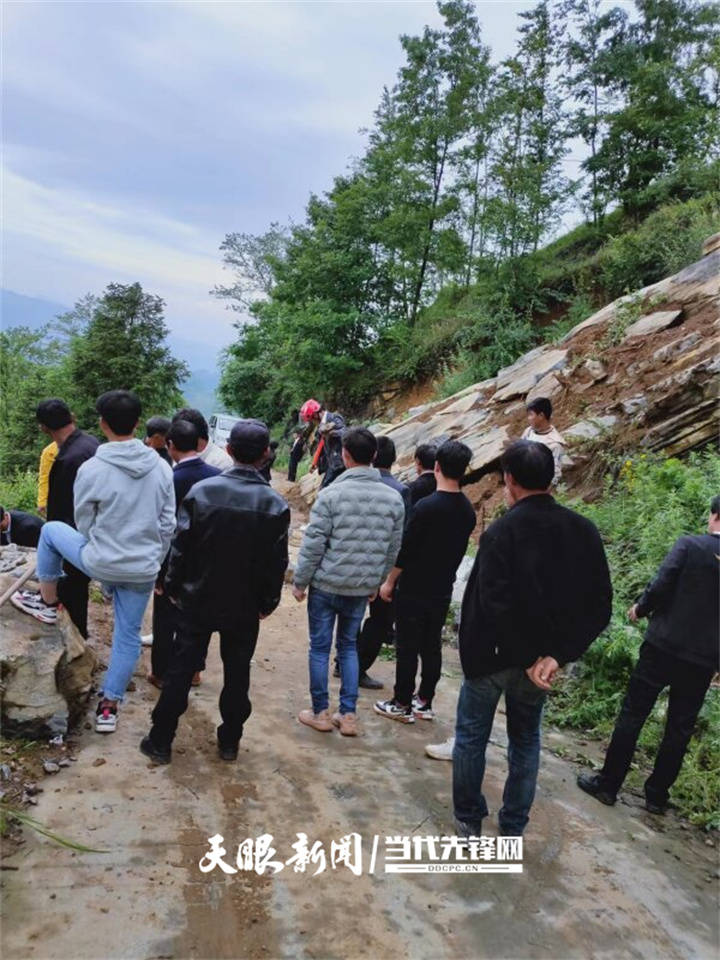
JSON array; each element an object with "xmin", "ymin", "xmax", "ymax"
[{"xmin": 300, "ymin": 239, "xmax": 719, "ymax": 512}]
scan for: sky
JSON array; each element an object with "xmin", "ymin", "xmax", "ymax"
[{"xmin": 2, "ymin": 1, "xmax": 537, "ymax": 362}]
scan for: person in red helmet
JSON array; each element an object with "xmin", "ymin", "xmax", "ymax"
[{"xmin": 299, "ymin": 399, "xmax": 346, "ymax": 489}]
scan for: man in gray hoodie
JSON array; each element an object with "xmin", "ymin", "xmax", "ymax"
[
  {"xmin": 293, "ymin": 427, "xmax": 405, "ymax": 737},
  {"xmin": 12, "ymin": 390, "xmax": 176, "ymax": 734}
]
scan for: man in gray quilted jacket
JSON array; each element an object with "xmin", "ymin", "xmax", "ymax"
[{"xmin": 293, "ymin": 427, "xmax": 405, "ymax": 737}]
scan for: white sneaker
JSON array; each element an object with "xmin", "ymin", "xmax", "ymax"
[
  {"xmin": 425, "ymin": 736, "xmax": 455, "ymax": 760},
  {"xmin": 412, "ymin": 695, "xmax": 435, "ymax": 720},
  {"xmin": 11, "ymin": 591, "xmax": 58, "ymax": 625},
  {"xmin": 141, "ymin": 633, "xmax": 153, "ymax": 647},
  {"xmin": 95, "ymin": 702, "xmax": 118, "ymax": 734}
]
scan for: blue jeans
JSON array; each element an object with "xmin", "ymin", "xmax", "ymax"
[
  {"xmin": 37, "ymin": 521, "xmax": 154, "ymax": 702},
  {"xmin": 307, "ymin": 587, "xmax": 367, "ymax": 714},
  {"xmin": 453, "ymin": 668, "xmax": 547, "ymax": 836}
]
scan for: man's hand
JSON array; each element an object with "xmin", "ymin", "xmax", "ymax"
[
  {"xmin": 379, "ymin": 580, "xmax": 394, "ymax": 603},
  {"xmin": 627, "ymin": 604, "xmax": 639, "ymax": 622},
  {"xmin": 526, "ymin": 656, "xmax": 559, "ymax": 691},
  {"xmin": 292, "ymin": 585, "xmax": 307, "ymax": 603}
]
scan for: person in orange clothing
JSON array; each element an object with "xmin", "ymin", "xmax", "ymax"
[{"xmin": 37, "ymin": 441, "xmax": 58, "ymax": 515}]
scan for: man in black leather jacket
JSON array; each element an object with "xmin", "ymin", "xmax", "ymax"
[
  {"xmin": 141, "ymin": 419, "xmax": 290, "ymax": 764},
  {"xmin": 579, "ymin": 494, "xmax": 720, "ymax": 814}
]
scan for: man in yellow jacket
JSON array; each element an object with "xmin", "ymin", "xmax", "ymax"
[{"xmin": 37, "ymin": 441, "xmax": 58, "ymax": 514}]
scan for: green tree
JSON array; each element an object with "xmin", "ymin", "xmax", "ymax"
[
  {"xmin": 212, "ymin": 224, "xmax": 289, "ymax": 311},
  {"xmin": 68, "ymin": 283, "xmax": 188, "ymax": 429},
  {"xmin": 560, "ymin": 0, "xmax": 625, "ymax": 225},
  {"xmin": 485, "ymin": 1, "xmax": 570, "ymax": 260},
  {"xmin": 594, "ymin": 0, "xmax": 720, "ymax": 217},
  {"xmin": 0, "ymin": 325, "xmax": 76, "ymax": 475}
]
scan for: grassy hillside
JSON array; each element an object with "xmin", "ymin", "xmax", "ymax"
[{"xmin": 391, "ymin": 189, "xmax": 720, "ymax": 403}]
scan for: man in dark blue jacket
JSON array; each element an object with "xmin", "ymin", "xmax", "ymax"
[
  {"xmin": 0, "ymin": 507, "xmax": 44, "ymax": 548},
  {"xmin": 148, "ymin": 419, "xmax": 220, "ymax": 688},
  {"xmin": 454, "ymin": 440, "xmax": 612, "ymax": 837},
  {"xmin": 579, "ymin": 495, "xmax": 720, "ymax": 814}
]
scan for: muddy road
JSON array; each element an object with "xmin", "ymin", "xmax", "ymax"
[{"xmin": 2, "ymin": 505, "xmax": 719, "ymax": 960}]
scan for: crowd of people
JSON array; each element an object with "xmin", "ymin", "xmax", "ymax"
[{"xmin": 1, "ymin": 389, "xmax": 717, "ymax": 838}]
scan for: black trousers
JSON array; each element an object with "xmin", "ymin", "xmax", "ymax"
[
  {"xmin": 600, "ymin": 641, "xmax": 713, "ymax": 804},
  {"xmin": 58, "ymin": 561, "xmax": 90, "ymax": 639},
  {"xmin": 288, "ymin": 441, "xmax": 304, "ymax": 482},
  {"xmin": 357, "ymin": 596, "xmax": 395, "ymax": 674},
  {"xmin": 393, "ymin": 592, "xmax": 450, "ymax": 707},
  {"xmin": 150, "ymin": 616, "xmax": 260, "ymax": 750},
  {"xmin": 151, "ymin": 591, "xmax": 179, "ymax": 680}
]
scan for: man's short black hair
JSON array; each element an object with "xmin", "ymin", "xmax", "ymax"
[
  {"xmin": 526, "ymin": 397, "xmax": 553, "ymax": 420},
  {"xmin": 436, "ymin": 440, "xmax": 472, "ymax": 480},
  {"xmin": 375, "ymin": 436, "xmax": 397, "ymax": 469},
  {"xmin": 146, "ymin": 416, "xmax": 171, "ymax": 438},
  {"xmin": 501, "ymin": 439, "xmax": 554, "ymax": 490},
  {"xmin": 414, "ymin": 443, "xmax": 436, "ymax": 470},
  {"xmin": 172, "ymin": 408, "xmax": 209, "ymax": 441},
  {"xmin": 711, "ymin": 495, "xmax": 720, "ymax": 517},
  {"xmin": 36, "ymin": 398, "xmax": 72, "ymax": 430},
  {"xmin": 228, "ymin": 419, "xmax": 269, "ymax": 464},
  {"xmin": 166, "ymin": 419, "xmax": 200, "ymax": 453},
  {"xmin": 342, "ymin": 427, "xmax": 377, "ymax": 466},
  {"xmin": 96, "ymin": 390, "xmax": 142, "ymax": 435}
]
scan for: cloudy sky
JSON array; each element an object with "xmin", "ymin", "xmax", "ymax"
[{"xmin": 3, "ymin": 1, "xmax": 534, "ymax": 360}]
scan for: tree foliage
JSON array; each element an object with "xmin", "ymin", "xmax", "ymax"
[
  {"xmin": 215, "ymin": 0, "xmax": 719, "ymax": 424},
  {"xmin": 0, "ymin": 283, "xmax": 188, "ymax": 477}
]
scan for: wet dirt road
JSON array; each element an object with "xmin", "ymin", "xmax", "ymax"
[{"xmin": 2, "ymin": 518, "xmax": 719, "ymax": 959}]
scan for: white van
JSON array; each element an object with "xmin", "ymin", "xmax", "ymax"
[{"xmin": 208, "ymin": 413, "xmax": 238, "ymax": 446}]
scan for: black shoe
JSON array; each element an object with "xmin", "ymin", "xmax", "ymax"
[
  {"xmin": 140, "ymin": 735, "xmax": 171, "ymax": 765},
  {"xmin": 333, "ymin": 663, "xmax": 340, "ymax": 679},
  {"xmin": 645, "ymin": 798, "xmax": 667, "ymax": 815},
  {"xmin": 577, "ymin": 772, "xmax": 616, "ymax": 806},
  {"xmin": 359, "ymin": 672, "xmax": 384, "ymax": 690},
  {"xmin": 454, "ymin": 817, "xmax": 483, "ymax": 838},
  {"xmin": 218, "ymin": 743, "xmax": 239, "ymax": 762}
]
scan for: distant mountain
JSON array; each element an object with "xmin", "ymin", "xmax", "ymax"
[
  {"xmin": 2, "ymin": 289, "xmax": 69, "ymax": 330},
  {"xmin": 182, "ymin": 368, "xmax": 221, "ymax": 417}
]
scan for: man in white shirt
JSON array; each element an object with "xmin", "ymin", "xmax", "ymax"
[
  {"xmin": 521, "ymin": 398, "xmax": 566, "ymax": 483},
  {"xmin": 172, "ymin": 408, "xmax": 233, "ymax": 470}
]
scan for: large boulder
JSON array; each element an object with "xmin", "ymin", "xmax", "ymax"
[{"xmin": 0, "ymin": 565, "xmax": 97, "ymax": 739}]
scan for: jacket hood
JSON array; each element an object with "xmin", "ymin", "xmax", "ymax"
[{"xmin": 95, "ymin": 439, "xmax": 162, "ymax": 478}]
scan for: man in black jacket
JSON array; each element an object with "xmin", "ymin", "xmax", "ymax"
[
  {"xmin": 145, "ymin": 416, "xmax": 173, "ymax": 467},
  {"xmin": 0, "ymin": 507, "xmax": 44, "ymax": 548},
  {"xmin": 579, "ymin": 495, "xmax": 720, "ymax": 814},
  {"xmin": 408, "ymin": 444, "xmax": 437, "ymax": 506},
  {"xmin": 141, "ymin": 419, "xmax": 290, "ymax": 764},
  {"xmin": 148, "ymin": 419, "xmax": 220, "ymax": 689},
  {"xmin": 36, "ymin": 399, "xmax": 99, "ymax": 637},
  {"xmin": 454, "ymin": 440, "xmax": 612, "ymax": 837}
]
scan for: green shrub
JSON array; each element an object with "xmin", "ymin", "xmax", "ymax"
[
  {"xmin": 549, "ymin": 452, "xmax": 720, "ymax": 827},
  {"xmin": 597, "ymin": 195, "xmax": 720, "ymax": 300},
  {"xmin": 0, "ymin": 471, "xmax": 39, "ymax": 512}
]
